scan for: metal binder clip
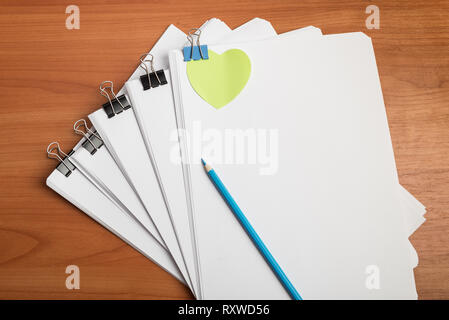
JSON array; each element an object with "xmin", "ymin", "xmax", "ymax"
[
  {"xmin": 73, "ymin": 119, "xmax": 104, "ymax": 155},
  {"xmin": 47, "ymin": 142, "xmax": 76, "ymax": 177},
  {"xmin": 99, "ymin": 81, "xmax": 131, "ymax": 118},
  {"xmin": 183, "ymin": 28, "xmax": 209, "ymax": 61},
  {"xmin": 139, "ymin": 53, "xmax": 167, "ymax": 90}
]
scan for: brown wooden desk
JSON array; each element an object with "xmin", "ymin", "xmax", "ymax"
[{"xmin": 0, "ymin": 0, "xmax": 447, "ymax": 299}]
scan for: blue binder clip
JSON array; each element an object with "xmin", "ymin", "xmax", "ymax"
[{"xmin": 183, "ymin": 28, "xmax": 209, "ymax": 62}]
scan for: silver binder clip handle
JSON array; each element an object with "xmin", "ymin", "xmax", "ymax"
[
  {"xmin": 188, "ymin": 28, "xmax": 204, "ymax": 59},
  {"xmin": 99, "ymin": 81, "xmax": 126, "ymax": 115},
  {"xmin": 46, "ymin": 142, "xmax": 74, "ymax": 174},
  {"xmin": 139, "ymin": 53, "xmax": 161, "ymax": 85},
  {"xmin": 73, "ymin": 119, "xmax": 103, "ymax": 152}
]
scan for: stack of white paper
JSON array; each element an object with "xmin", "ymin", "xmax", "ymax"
[{"xmin": 46, "ymin": 17, "xmax": 425, "ymax": 299}]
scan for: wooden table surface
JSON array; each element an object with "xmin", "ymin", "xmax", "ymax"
[{"xmin": 0, "ymin": 0, "xmax": 448, "ymax": 300}]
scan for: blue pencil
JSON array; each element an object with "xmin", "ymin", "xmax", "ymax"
[{"xmin": 201, "ymin": 159, "xmax": 302, "ymax": 300}]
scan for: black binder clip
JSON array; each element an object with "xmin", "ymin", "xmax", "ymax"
[
  {"xmin": 183, "ymin": 28, "xmax": 209, "ymax": 61},
  {"xmin": 47, "ymin": 142, "xmax": 76, "ymax": 177},
  {"xmin": 139, "ymin": 53, "xmax": 167, "ymax": 90},
  {"xmin": 74, "ymin": 119, "xmax": 103, "ymax": 155},
  {"xmin": 100, "ymin": 81, "xmax": 131, "ymax": 118}
]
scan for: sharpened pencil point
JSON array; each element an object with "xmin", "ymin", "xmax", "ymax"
[{"xmin": 201, "ymin": 159, "xmax": 212, "ymax": 172}]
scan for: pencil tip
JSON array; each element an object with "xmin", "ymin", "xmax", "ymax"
[{"xmin": 201, "ymin": 158, "xmax": 206, "ymax": 166}]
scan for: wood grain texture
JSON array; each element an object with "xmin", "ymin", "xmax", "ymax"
[{"xmin": 0, "ymin": 0, "xmax": 448, "ymax": 299}]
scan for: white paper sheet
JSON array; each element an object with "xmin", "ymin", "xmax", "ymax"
[
  {"xmin": 46, "ymin": 166, "xmax": 184, "ymax": 283},
  {"xmin": 169, "ymin": 31, "xmax": 418, "ymax": 299}
]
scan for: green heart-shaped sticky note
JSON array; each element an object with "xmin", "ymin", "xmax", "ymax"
[{"xmin": 186, "ymin": 49, "xmax": 251, "ymax": 109}]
